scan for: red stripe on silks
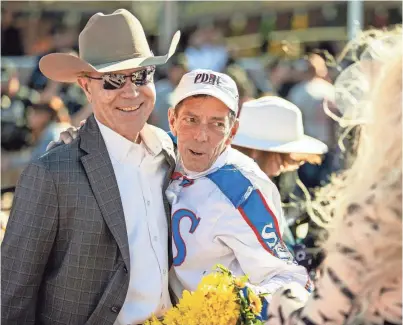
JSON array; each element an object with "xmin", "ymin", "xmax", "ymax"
[
  {"xmin": 256, "ymin": 189, "xmax": 283, "ymax": 241},
  {"xmin": 171, "ymin": 171, "xmax": 183, "ymax": 180},
  {"xmin": 238, "ymin": 206, "xmax": 275, "ymax": 256}
]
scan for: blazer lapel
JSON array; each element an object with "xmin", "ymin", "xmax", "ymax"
[{"xmin": 79, "ymin": 115, "xmax": 130, "ymax": 271}]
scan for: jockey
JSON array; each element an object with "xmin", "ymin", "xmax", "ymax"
[{"xmin": 166, "ymin": 70, "xmax": 312, "ymax": 320}]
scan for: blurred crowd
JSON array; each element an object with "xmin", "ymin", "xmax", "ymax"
[{"xmin": 1, "ymin": 8, "xmax": 363, "ymax": 269}]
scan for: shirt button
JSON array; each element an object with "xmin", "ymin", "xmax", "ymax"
[
  {"xmin": 147, "ymin": 200, "xmax": 151, "ymax": 206},
  {"xmin": 163, "ymin": 269, "xmax": 167, "ymax": 275},
  {"xmin": 162, "ymin": 304, "xmax": 166, "ymax": 309},
  {"xmin": 153, "ymin": 236, "xmax": 158, "ymax": 241},
  {"xmin": 110, "ymin": 306, "xmax": 120, "ymax": 313}
]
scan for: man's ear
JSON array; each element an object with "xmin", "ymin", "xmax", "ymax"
[
  {"xmin": 77, "ymin": 77, "xmax": 92, "ymax": 102},
  {"xmin": 227, "ymin": 118, "xmax": 239, "ymax": 145},
  {"xmin": 167, "ymin": 107, "xmax": 178, "ymax": 136}
]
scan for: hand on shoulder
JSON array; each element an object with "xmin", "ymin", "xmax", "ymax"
[{"xmin": 46, "ymin": 120, "xmax": 86, "ymax": 151}]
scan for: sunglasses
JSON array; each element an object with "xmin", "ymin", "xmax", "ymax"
[{"xmin": 85, "ymin": 66, "xmax": 156, "ymax": 90}]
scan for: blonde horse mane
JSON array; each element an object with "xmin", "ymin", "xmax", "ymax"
[{"xmin": 308, "ymin": 27, "xmax": 402, "ymax": 322}]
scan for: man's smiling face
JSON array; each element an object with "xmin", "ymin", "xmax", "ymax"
[{"xmin": 78, "ymin": 67, "xmax": 155, "ymax": 141}]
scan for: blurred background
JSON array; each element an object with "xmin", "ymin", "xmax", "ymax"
[{"xmin": 1, "ymin": 1, "xmax": 402, "ymax": 269}]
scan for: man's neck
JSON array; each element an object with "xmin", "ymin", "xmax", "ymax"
[{"xmin": 95, "ymin": 115, "xmax": 141, "ymax": 144}]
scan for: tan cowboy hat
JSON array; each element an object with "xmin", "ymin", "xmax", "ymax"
[{"xmin": 39, "ymin": 9, "xmax": 181, "ymax": 83}]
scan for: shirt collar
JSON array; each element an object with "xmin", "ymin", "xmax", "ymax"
[
  {"xmin": 139, "ymin": 122, "xmax": 163, "ymax": 157},
  {"xmin": 178, "ymin": 146, "xmax": 230, "ymax": 179},
  {"xmin": 95, "ymin": 118, "xmax": 163, "ymax": 164}
]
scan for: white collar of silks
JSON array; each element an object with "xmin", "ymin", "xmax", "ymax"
[{"xmin": 166, "ymin": 147, "xmax": 230, "ymax": 205}]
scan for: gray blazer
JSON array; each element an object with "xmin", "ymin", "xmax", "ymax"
[{"xmin": 1, "ymin": 115, "xmax": 176, "ymax": 325}]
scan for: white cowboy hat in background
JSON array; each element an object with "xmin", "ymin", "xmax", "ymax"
[
  {"xmin": 232, "ymin": 96, "xmax": 328, "ymax": 155},
  {"xmin": 39, "ymin": 9, "xmax": 181, "ymax": 83}
]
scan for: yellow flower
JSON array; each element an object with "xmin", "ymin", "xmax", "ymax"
[
  {"xmin": 234, "ymin": 277, "xmax": 246, "ymax": 288},
  {"xmin": 248, "ymin": 291, "xmax": 263, "ymax": 315},
  {"xmin": 143, "ymin": 265, "xmax": 265, "ymax": 325},
  {"xmin": 197, "ymin": 271, "xmax": 233, "ymax": 290},
  {"xmin": 162, "ymin": 307, "xmax": 182, "ymax": 325},
  {"xmin": 143, "ymin": 314, "xmax": 163, "ymax": 325}
]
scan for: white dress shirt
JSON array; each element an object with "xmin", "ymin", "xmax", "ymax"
[{"xmin": 96, "ymin": 119, "xmax": 172, "ymax": 325}]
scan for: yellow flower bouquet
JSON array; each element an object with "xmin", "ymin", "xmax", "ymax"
[{"xmin": 144, "ymin": 264, "xmax": 267, "ymax": 325}]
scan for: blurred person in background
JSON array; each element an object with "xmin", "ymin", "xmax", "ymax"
[
  {"xmin": 28, "ymin": 15, "xmax": 57, "ymax": 56},
  {"xmin": 149, "ymin": 54, "xmax": 189, "ymax": 131},
  {"xmin": 225, "ymin": 63, "xmax": 257, "ymax": 113},
  {"xmin": 286, "ymin": 54, "xmax": 338, "ymax": 189},
  {"xmin": 267, "ymin": 28, "xmax": 402, "ymax": 325},
  {"xmin": 2, "ymin": 97, "xmax": 71, "ymax": 173},
  {"xmin": 1, "ymin": 60, "xmax": 40, "ymax": 153},
  {"xmin": 184, "ymin": 26, "xmax": 229, "ymax": 72},
  {"xmin": 28, "ymin": 24, "xmax": 77, "ymax": 93},
  {"xmin": 231, "ymin": 96, "xmax": 328, "ymax": 274},
  {"xmin": 1, "ymin": 8, "xmax": 24, "ymax": 56},
  {"xmin": 27, "ymin": 26, "xmax": 90, "ymax": 126},
  {"xmin": 266, "ymin": 58, "xmax": 297, "ymax": 98},
  {"xmin": 1, "ymin": 61, "xmax": 35, "ymax": 189},
  {"xmin": 35, "ymin": 48, "xmax": 90, "ymax": 123}
]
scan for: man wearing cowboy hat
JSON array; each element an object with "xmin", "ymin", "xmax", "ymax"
[{"xmin": 2, "ymin": 9, "xmax": 180, "ymax": 325}]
